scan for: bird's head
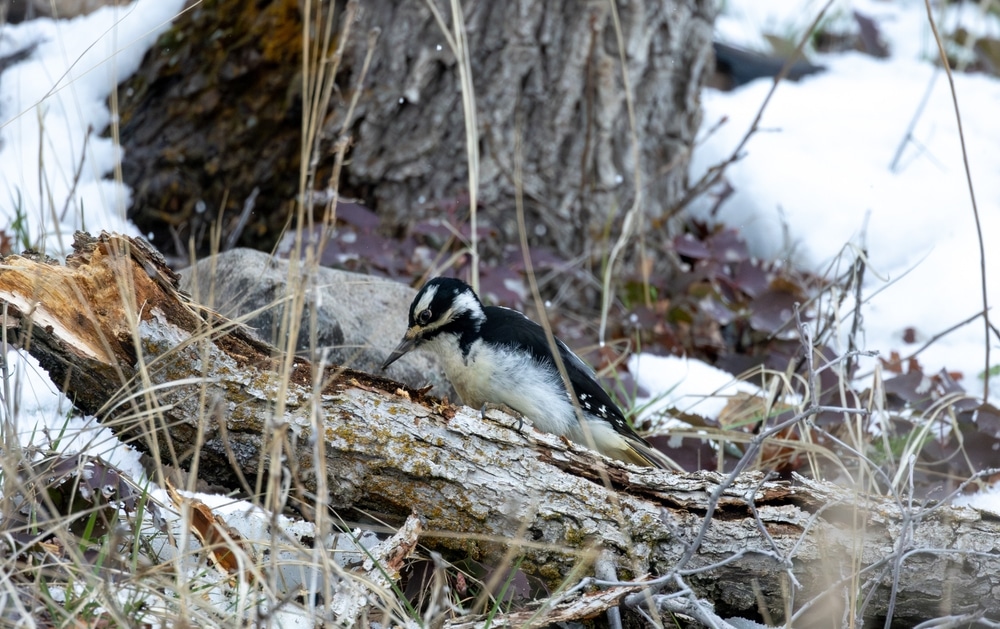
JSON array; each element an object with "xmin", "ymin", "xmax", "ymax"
[{"xmin": 381, "ymin": 277, "xmax": 486, "ymax": 370}]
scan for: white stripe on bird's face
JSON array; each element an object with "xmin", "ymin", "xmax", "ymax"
[
  {"xmin": 448, "ymin": 289, "xmax": 485, "ymax": 323},
  {"xmin": 412, "ymin": 284, "xmax": 438, "ymax": 317},
  {"xmin": 409, "ymin": 283, "xmax": 485, "ymax": 338}
]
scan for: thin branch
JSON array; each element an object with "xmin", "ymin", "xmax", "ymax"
[
  {"xmin": 597, "ymin": 0, "xmax": 646, "ymax": 344},
  {"xmin": 923, "ymin": 0, "xmax": 991, "ymax": 401},
  {"xmin": 899, "ymin": 308, "xmax": 988, "ymax": 366},
  {"xmin": 424, "ymin": 0, "xmax": 480, "ymax": 291},
  {"xmin": 667, "ymin": 0, "xmax": 835, "ymax": 218},
  {"xmin": 889, "ymin": 68, "xmax": 939, "ymax": 173}
]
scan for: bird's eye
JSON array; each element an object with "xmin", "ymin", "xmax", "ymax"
[{"xmin": 416, "ymin": 309, "xmax": 432, "ymax": 325}]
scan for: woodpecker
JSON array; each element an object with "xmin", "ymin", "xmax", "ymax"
[{"xmin": 381, "ymin": 277, "xmax": 678, "ymax": 469}]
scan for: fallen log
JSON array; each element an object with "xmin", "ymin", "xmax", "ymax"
[{"xmin": 1, "ymin": 231, "xmax": 997, "ymax": 625}]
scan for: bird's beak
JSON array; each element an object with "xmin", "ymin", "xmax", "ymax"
[{"xmin": 381, "ymin": 329, "xmax": 420, "ymax": 370}]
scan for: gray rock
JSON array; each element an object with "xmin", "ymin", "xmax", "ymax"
[{"xmin": 179, "ymin": 249, "xmax": 455, "ymax": 399}]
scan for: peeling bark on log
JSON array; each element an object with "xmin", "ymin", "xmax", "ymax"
[{"xmin": 1, "ymin": 232, "xmax": 999, "ymax": 625}]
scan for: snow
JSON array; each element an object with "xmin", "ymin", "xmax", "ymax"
[
  {"xmin": 954, "ymin": 481, "xmax": 1000, "ymax": 517},
  {"xmin": 687, "ymin": 49, "xmax": 1000, "ymax": 393},
  {"xmin": 0, "ymin": 0, "xmax": 185, "ymax": 251},
  {"xmin": 681, "ymin": 0, "xmax": 1000, "ymax": 406},
  {"xmin": 629, "ymin": 354, "xmax": 767, "ymax": 423},
  {"xmin": 0, "ymin": 0, "xmax": 185, "ymax": 463},
  {"xmin": 0, "ymin": 0, "xmax": 998, "ymax": 509}
]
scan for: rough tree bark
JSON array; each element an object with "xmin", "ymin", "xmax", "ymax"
[
  {"xmin": 343, "ymin": 0, "xmax": 715, "ymax": 253},
  {"xmin": 117, "ymin": 0, "xmax": 715, "ymax": 273},
  {"xmin": 1, "ymin": 232, "xmax": 998, "ymax": 626}
]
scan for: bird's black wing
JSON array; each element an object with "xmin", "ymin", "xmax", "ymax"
[
  {"xmin": 480, "ymin": 306, "xmax": 633, "ymax": 429},
  {"xmin": 480, "ymin": 306, "xmax": 680, "ymax": 469}
]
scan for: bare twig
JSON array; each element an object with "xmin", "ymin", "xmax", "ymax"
[
  {"xmin": 58, "ymin": 124, "xmax": 92, "ymax": 223},
  {"xmin": 845, "ymin": 239, "xmax": 869, "ymax": 381},
  {"xmin": 423, "ymin": 0, "xmax": 480, "ymax": 291},
  {"xmin": 898, "ymin": 308, "xmax": 989, "ymax": 367},
  {"xmin": 597, "ymin": 0, "xmax": 647, "ymax": 344},
  {"xmin": 667, "ymin": 0, "xmax": 835, "ymax": 218},
  {"xmin": 317, "ymin": 21, "xmax": 379, "ymax": 255},
  {"xmin": 922, "ymin": 0, "xmax": 991, "ymax": 401},
  {"xmin": 889, "ymin": 68, "xmax": 940, "ymax": 173},
  {"xmin": 224, "ymin": 186, "xmax": 258, "ymax": 251}
]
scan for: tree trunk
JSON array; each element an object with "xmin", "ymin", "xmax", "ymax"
[
  {"xmin": 117, "ymin": 0, "xmax": 715, "ymax": 277},
  {"xmin": 344, "ymin": 0, "xmax": 715, "ymax": 253},
  {"xmin": 1, "ymin": 232, "xmax": 997, "ymax": 626}
]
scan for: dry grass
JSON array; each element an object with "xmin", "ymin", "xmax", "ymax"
[{"xmin": 0, "ymin": 0, "xmax": 996, "ymax": 627}]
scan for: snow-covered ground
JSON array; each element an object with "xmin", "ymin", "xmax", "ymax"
[
  {"xmin": 681, "ymin": 0, "xmax": 1000, "ymax": 414},
  {"xmin": 1, "ymin": 0, "xmax": 998, "ymax": 518},
  {"xmin": 0, "ymin": 1, "xmax": 187, "ymax": 478}
]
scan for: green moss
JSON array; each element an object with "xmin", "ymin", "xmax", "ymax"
[
  {"xmin": 536, "ymin": 562, "xmax": 564, "ymax": 583},
  {"xmin": 563, "ymin": 525, "xmax": 590, "ymax": 547}
]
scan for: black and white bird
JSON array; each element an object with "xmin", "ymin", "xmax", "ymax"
[{"xmin": 381, "ymin": 277, "xmax": 678, "ymax": 469}]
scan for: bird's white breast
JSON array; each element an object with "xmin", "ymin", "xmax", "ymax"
[{"xmin": 422, "ymin": 335, "xmax": 579, "ymax": 437}]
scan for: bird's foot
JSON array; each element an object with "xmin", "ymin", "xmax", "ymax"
[{"xmin": 480, "ymin": 402, "xmax": 526, "ymax": 432}]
